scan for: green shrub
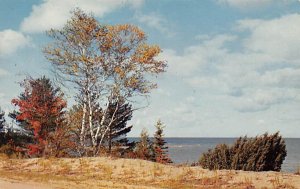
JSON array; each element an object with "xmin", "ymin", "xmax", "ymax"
[
  {"xmin": 199, "ymin": 144, "xmax": 232, "ymax": 170},
  {"xmin": 199, "ymin": 132, "xmax": 287, "ymax": 172}
]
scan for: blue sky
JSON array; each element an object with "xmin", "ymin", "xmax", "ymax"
[{"xmin": 1, "ymin": 0, "xmax": 300, "ymax": 137}]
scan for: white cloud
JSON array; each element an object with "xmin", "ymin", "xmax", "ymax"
[
  {"xmin": 217, "ymin": 0, "xmax": 278, "ymax": 9},
  {"xmin": 216, "ymin": 0, "xmax": 299, "ymax": 10},
  {"xmin": 160, "ymin": 34, "xmax": 236, "ymax": 76},
  {"xmin": 20, "ymin": 0, "xmax": 144, "ymax": 33},
  {"xmin": 238, "ymin": 14, "xmax": 300, "ymax": 62},
  {"xmin": 0, "ymin": 68, "xmax": 9, "ymax": 77},
  {"xmin": 156, "ymin": 88, "xmax": 171, "ymax": 97},
  {"xmin": 233, "ymin": 89, "xmax": 297, "ymax": 112},
  {"xmin": 186, "ymin": 76, "xmax": 229, "ymax": 94},
  {"xmin": 136, "ymin": 13, "xmax": 174, "ymax": 37},
  {"xmin": 0, "ymin": 29, "xmax": 29, "ymax": 55},
  {"xmin": 260, "ymin": 68, "xmax": 300, "ymax": 88},
  {"xmin": 161, "ymin": 13, "xmax": 300, "ymax": 113}
]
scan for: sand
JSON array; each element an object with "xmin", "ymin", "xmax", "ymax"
[
  {"xmin": 0, "ymin": 156, "xmax": 299, "ymax": 189},
  {"xmin": 0, "ymin": 179, "xmax": 53, "ymax": 189}
]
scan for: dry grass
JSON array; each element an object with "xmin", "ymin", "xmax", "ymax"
[{"xmin": 0, "ymin": 156, "xmax": 300, "ymax": 189}]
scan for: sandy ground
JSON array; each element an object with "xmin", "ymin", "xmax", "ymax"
[
  {"xmin": 0, "ymin": 156, "xmax": 299, "ymax": 189},
  {"xmin": 0, "ymin": 179, "xmax": 53, "ymax": 189}
]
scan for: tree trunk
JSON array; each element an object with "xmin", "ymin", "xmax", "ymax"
[
  {"xmin": 87, "ymin": 92, "xmax": 96, "ymax": 148},
  {"xmin": 97, "ymin": 100, "xmax": 119, "ymax": 154},
  {"xmin": 108, "ymin": 127, "xmax": 112, "ymax": 154},
  {"xmin": 80, "ymin": 100, "xmax": 87, "ymax": 147}
]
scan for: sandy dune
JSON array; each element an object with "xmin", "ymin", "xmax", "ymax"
[
  {"xmin": 0, "ymin": 179, "xmax": 53, "ymax": 189},
  {"xmin": 0, "ymin": 156, "xmax": 299, "ymax": 189}
]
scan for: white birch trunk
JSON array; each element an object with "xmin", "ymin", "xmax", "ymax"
[
  {"xmin": 87, "ymin": 92, "xmax": 96, "ymax": 147},
  {"xmin": 97, "ymin": 100, "xmax": 119, "ymax": 152},
  {"xmin": 95, "ymin": 102, "xmax": 109, "ymax": 139},
  {"xmin": 80, "ymin": 98, "xmax": 87, "ymax": 146},
  {"xmin": 79, "ymin": 46, "xmax": 88, "ymax": 147}
]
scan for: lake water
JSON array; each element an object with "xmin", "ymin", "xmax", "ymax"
[{"xmin": 130, "ymin": 137, "xmax": 300, "ymax": 173}]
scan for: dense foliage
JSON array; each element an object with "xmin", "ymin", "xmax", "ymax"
[
  {"xmin": 11, "ymin": 76, "xmax": 67, "ymax": 157},
  {"xmin": 199, "ymin": 132, "xmax": 287, "ymax": 171},
  {"xmin": 0, "ymin": 131, "xmax": 32, "ymax": 158},
  {"xmin": 0, "ymin": 109, "xmax": 5, "ymax": 130},
  {"xmin": 104, "ymin": 100, "xmax": 135, "ymax": 156},
  {"xmin": 0, "ymin": 109, "xmax": 32, "ymax": 157}
]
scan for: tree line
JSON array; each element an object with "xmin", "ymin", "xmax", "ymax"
[{"xmin": 0, "ymin": 9, "xmax": 171, "ymax": 164}]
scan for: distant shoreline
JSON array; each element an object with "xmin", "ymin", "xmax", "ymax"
[{"xmin": 129, "ymin": 137, "xmax": 300, "ymax": 173}]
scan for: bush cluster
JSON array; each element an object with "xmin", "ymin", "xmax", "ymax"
[
  {"xmin": 0, "ymin": 132, "xmax": 31, "ymax": 158},
  {"xmin": 199, "ymin": 132, "xmax": 287, "ymax": 172}
]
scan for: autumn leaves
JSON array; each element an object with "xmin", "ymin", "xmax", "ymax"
[{"xmin": 8, "ymin": 9, "xmax": 166, "ymax": 158}]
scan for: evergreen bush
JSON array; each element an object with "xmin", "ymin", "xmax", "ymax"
[{"xmin": 199, "ymin": 132, "xmax": 287, "ymax": 172}]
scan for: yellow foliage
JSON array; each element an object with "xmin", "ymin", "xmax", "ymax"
[
  {"xmin": 114, "ymin": 66, "xmax": 125, "ymax": 79},
  {"xmin": 72, "ymin": 64, "xmax": 78, "ymax": 73}
]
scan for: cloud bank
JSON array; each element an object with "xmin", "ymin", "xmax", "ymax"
[
  {"xmin": 20, "ymin": 0, "xmax": 144, "ymax": 33},
  {"xmin": 161, "ymin": 13, "xmax": 300, "ymax": 113},
  {"xmin": 218, "ymin": 0, "xmax": 273, "ymax": 9}
]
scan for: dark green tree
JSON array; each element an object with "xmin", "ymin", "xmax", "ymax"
[
  {"xmin": 104, "ymin": 100, "xmax": 135, "ymax": 155},
  {"xmin": 8, "ymin": 110, "xmax": 30, "ymax": 135},
  {"xmin": 199, "ymin": 144, "xmax": 232, "ymax": 170},
  {"xmin": 230, "ymin": 132, "xmax": 286, "ymax": 171},
  {"xmin": 0, "ymin": 108, "xmax": 5, "ymax": 131},
  {"xmin": 199, "ymin": 132, "xmax": 287, "ymax": 172},
  {"xmin": 0, "ymin": 108, "xmax": 31, "ymax": 157}
]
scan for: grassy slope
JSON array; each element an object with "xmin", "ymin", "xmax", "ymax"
[{"xmin": 0, "ymin": 156, "xmax": 299, "ymax": 189}]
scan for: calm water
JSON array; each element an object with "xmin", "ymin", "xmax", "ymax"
[{"xmin": 130, "ymin": 137, "xmax": 300, "ymax": 173}]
